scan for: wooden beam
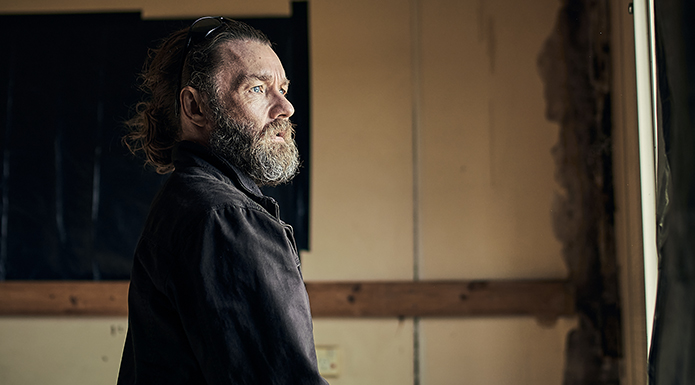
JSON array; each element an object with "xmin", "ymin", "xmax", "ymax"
[
  {"xmin": 306, "ymin": 280, "xmax": 574, "ymax": 318},
  {"xmin": 0, "ymin": 280, "xmax": 574, "ymax": 318},
  {"xmin": 0, "ymin": 281, "xmax": 129, "ymax": 316}
]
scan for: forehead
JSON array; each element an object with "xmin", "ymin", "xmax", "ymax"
[{"xmin": 215, "ymin": 40, "xmax": 287, "ymax": 85}]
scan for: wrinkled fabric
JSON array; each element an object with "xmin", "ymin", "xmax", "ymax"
[{"xmin": 118, "ymin": 141, "xmax": 327, "ymax": 385}]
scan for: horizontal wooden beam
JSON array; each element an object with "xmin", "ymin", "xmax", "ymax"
[
  {"xmin": 306, "ymin": 280, "xmax": 574, "ymax": 318},
  {"xmin": 0, "ymin": 281, "xmax": 129, "ymax": 316},
  {"xmin": 0, "ymin": 280, "xmax": 574, "ymax": 318}
]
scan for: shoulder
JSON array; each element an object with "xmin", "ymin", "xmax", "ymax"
[
  {"xmin": 161, "ymin": 159, "xmax": 261, "ymax": 217},
  {"xmin": 145, "ymin": 162, "xmax": 288, "ymax": 247}
]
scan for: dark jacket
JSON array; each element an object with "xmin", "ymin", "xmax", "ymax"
[{"xmin": 118, "ymin": 141, "xmax": 327, "ymax": 384}]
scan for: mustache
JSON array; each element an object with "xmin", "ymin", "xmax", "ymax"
[{"xmin": 260, "ymin": 119, "xmax": 295, "ymax": 140}]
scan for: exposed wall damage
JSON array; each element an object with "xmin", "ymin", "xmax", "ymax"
[{"xmin": 537, "ymin": 0, "xmax": 621, "ymax": 383}]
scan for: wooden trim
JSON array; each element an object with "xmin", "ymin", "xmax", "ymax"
[
  {"xmin": 306, "ymin": 280, "xmax": 574, "ymax": 318},
  {"xmin": 611, "ymin": 1, "xmax": 648, "ymax": 384},
  {"xmin": 0, "ymin": 280, "xmax": 574, "ymax": 318},
  {"xmin": 0, "ymin": 281, "xmax": 129, "ymax": 316},
  {"xmin": 0, "ymin": 0, "xmax": 292, "ymax": 19}
]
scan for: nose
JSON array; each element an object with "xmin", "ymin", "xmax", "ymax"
[{"xmin": 270, "ymin": 91, "xmax": 295, "ymax": 120}]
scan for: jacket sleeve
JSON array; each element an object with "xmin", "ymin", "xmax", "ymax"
[{"xmin": 165, "ymin": 204, "xmax": 328, "ymax": 385}]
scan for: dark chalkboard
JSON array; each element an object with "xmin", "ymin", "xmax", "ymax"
[{"xmin": 0, "ymin": 3, "xmax": 310, "ymax": 280}]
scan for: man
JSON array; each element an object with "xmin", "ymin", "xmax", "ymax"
[{"xmin": 117, "ymin": 17, "xmax": 328, "ymax": 384}]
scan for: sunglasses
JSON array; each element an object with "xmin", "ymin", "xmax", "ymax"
[{"xmin": 176, "ymin": 16, "xmax": 230, "ymax": 105}]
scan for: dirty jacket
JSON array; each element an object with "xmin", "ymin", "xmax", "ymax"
[{"xmin": 118, "ymin": 141, "xmax": 327, "ymax": 385}]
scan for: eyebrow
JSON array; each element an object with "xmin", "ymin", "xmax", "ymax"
[{"xmin": 232, "ymin": 73, "xmax": 290, "ymax": 90}]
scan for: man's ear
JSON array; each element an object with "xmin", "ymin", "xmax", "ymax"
[{"xmin": 179, "ymin": 86, "xmax": 213, "ymax": 143}]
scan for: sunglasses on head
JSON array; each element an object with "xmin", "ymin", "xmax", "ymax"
[{"xmin": 176, "ymin": 16, "xmax": 230, "ymax": 104}]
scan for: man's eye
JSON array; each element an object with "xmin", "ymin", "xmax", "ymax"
[{"xmin": 251, "ymin": 86, "xmax": 263, "ymax": 93}]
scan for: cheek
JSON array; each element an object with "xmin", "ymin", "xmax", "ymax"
[
  {"xmin": 228, "ymin": 94, "xmax": 260, "ymax": 117},
  {"xmin": 244, "ymin": 101, "xmax": 269, "ymax": 121}
]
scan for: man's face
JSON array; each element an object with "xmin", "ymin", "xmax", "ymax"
[{"xmin": 207, "ymin": 40, "xmax": 299, "ymax": 186}]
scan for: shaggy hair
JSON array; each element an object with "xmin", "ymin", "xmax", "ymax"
[{"xmin": 123, "ymin": 18, "xmax": 271, "ymax": 174}]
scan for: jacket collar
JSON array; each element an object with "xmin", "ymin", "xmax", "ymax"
[{"xmin": 172, "ymin": 140, "xmax": 275, "ymax": 201}]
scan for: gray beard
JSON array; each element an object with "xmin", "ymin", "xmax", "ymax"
[{"xmin": 208, "ymin": 98, "xmax": 300, "ymax": 187}]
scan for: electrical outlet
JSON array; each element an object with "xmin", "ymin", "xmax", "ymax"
[{"xmin": 315, "ymin": 346, "xmax": 340, "ymax": 377}]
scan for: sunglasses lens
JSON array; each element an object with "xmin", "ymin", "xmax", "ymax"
[{"xmin": 190, "ymin": 17, "xmax": 223, "ymax": 42}]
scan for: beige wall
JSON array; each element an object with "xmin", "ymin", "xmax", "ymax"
[
  {"xmin": 417, "ymin": 0, "xmax": 565, "ymax": 280},
  {"xmin": 0, "ymin": 0, "xmax": 584, "ymax": 384},
  {"xmin": 306, "ymin": 1, "xmax": 573, "ymax": 384},
  {"xmin": 0, "ymin": 317, "xmax": 126, "ymax": 384},
  {"xmin": 302, "ymin": 0, "xmax": 415, "ymax": 281}
]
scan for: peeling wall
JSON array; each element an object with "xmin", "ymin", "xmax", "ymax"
[{"xmin": 538, "ymin": 1, "xmax": 622, "ymax": 383}]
